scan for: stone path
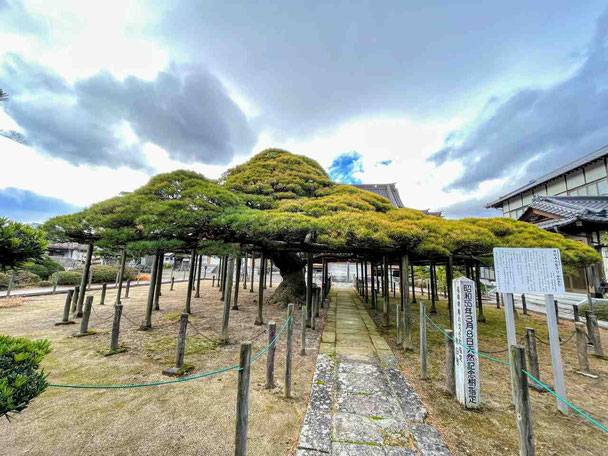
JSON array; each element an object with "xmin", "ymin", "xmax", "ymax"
[{"xmin": 297, "ymin": 289, "xmax": 450, "ymax": 455}]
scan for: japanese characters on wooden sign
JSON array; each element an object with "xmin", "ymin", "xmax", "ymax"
[
  {"xmin": 494, "ymin": 248, "xmax": 565, "ymax": 294},
  {"xmin": 452, "ymin": 277, "xmax": 481, "ymax": 409}
]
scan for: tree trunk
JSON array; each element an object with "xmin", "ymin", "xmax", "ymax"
[{"xmin": 266, "ymin": 251, "xmax": 306, "ymax": 308}]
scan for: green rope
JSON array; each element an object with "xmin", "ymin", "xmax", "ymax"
[
  {"xmin": 423, "ymin": 311, "xmax": 511, "ymax": 365},
  {"xmin": 423, "ymin": 311, "xmax": 608, "ymax": 434},
  {"xmin": 48, "ymin": 365, "xmax": 239, "ymax": 389},
  {"xmin": 522, "ymin": 369, "xmax": 608, "ymax": 434},
  {"xmin": 48, "ymin": 316, "xmax": 292, "ymax": 389}
]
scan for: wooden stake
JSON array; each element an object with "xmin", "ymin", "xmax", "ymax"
[
  {"xmin": 235, "ymin": 342, "xmax": 252, "ymax": 456},
  {"xmin": 55, "ymin": 289, "xmax": 75, "ymax": 325},
  {"xmin": 524, "ymin": 328, "xmax": 544, "ymax": 392},
  {"xmin": 509, "ymin": 345, "xmax": 535, "ymax": 456},
  {"xmin": 78, "ymin": 296, "xmax": 94, "ymax": 335},
  {"xmin": 588, "ymin": 313, "xmax": 605, "ymax": 357},
  {"xmin": 383, "ymin": 255, "xmax": 389, "ymax": 327},
  {"xmin": 76, "ymin": 242, "xmax": 94, "ymax": 318},
  {"xmin": 544, "ymin": 294, "xmax": 569, "ymax": 414},
  {"xmin": 445, "ymin": 329, "xmax": 455, "ymax": 395},
  {"xmin": 265, "ymin": 321, "xmax": 276, "ymax": 389},
  {"xmin": 285, "ymin": 304, "xmax": 294, "ymax": 398},
  {"xmin": 402, "ymin": 254, "xmax": 413, "ymax": 351},
  {"xmin": 420, "ymin": 301, "xmax": 427, "ymax": 380},
  {"xmin": 100, "ymin": 283, "xmax": 107, "ymax": 305},
  {"xmin": 109, "ymin": 304, "xmax": 124, "ymax": 352},
  {"xmin": 221, "ymin": 257, "xmax": 235, "ymax": 343},
  {"xmin": 575, "ymin": 322, "xmax": 590, "ymax": 373},
  {"xmin": 233, "ymin": 255, "xmax": 241, "ymax": 310},
  {"xmin": 185, "ymin": 248, "xmax": 196, "ymax": 314},
  {"xmin": 255, "ymin": 252, "xmax": 265, "ymax": 325},
  {"xmin": 306, "ymin": 252, "xmax": 313, "ymax": 328},
  {"xmin": 115, "ymin": 249, "xmax": 127, "ymax": 305}
]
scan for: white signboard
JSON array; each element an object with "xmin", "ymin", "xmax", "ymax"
[
  {"xmin": 452, "ymin": 277, "xmax": 481, "ymax": 409},
  {"xmin": 494, "ymin": 248, "xmax": 565, "ymax": 294}
]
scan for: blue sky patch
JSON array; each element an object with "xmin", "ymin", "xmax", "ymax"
[
  {"xmin": 328, "ymin": 151, "xmax": 364, "ymax": 184},
  {"xmin": 0, "ymin": 187, "xmax": 81, "ymax": 223}
]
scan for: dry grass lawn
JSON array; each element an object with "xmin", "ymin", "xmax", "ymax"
[
  {"xmin": 0, "ymin": 280, "xmax": 324, "ymax": 456},
  {"xmin": 368, "ymin": 290, "xmax": 608, "ymax": 455}
]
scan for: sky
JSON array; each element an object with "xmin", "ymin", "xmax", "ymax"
[{"xmin": 1, "ymin": 1, "xmax": 608, "ymax": 222}]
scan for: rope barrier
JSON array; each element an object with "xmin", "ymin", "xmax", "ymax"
[
  {"xmin": 423, "ymin": 311, "xmax": 608, "ymax": 435},
  {"xmin": 47, "ymin": 316, "xmax": 292, "ymax": 389}
]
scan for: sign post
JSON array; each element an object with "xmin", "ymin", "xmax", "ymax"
[
  {"xmin": 452, "ymin": 277, "xmax": 481, "ymax": 409},
  {"xmin": 494, "ymin": 248, "xmax": 568, "ymax": 414}
]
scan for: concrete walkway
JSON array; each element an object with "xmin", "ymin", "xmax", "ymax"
[{"xmin": 297, "ymin": 289, "xmax": 450, "ymax": 455}]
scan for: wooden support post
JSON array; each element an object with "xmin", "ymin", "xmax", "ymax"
[
  {"xmin": 125, "ymin": 279, "xmax": 131, "ymax": 298},
  {"xmin": 446, "ymin": 257, "xmax": 453, "ymax": 327},
  {"xmin": 420, "ymin": 301, "xmax": 427, "ymax": 380},
  {"xmin": 185, "ymin": 248, "xmax": 196, "ymax": 314},
  {"xmin": 496, "ymin": 292, "xmax": 500, "ymax": 308},
  {"xmin": 524, "ymin": 328, "xmax": 543, "ymax": 392},
  {"xmin": 233, "ymin": 255, "xmax": 241, "ymax": 310},
  {"xmin": 221, "ymin": 255, "xmax": 228, "ymax": 300},
  {"xmin": 285, "ymin": 304, "xmax": 294, "ymax": 399},
  {"xmin": 588, "ymin": 313, "xmax": 605, "ymax": 357},
  {"xmin": 402, "ymin": 254, "xmax": 413, "ymax": 351},
  {"xmin": 370, "ymin": 263, "xmax": 376, "ymax": 310},
  {"xmin": 509, "ymin": 345, "xmax": 535, "ymax": 456},
  {"xmin": 235, "ymin": 342, "xmax": 252, "ymax": 456},
  {"xmin": 521, "ymin": 294, "xmax": 528, "ymax": 315},
  {"xmin": 76, "ymin": 242, "xmax": 94, "ymax": 318},
  {"xmin": 100, "ymin": 283, "xmax": 107, "ymax": 305},
  {"xmin": 52, "ymin": 271, "xmax": 59, "ymax": 294},
  {"xmin": 269, "ymin": 261, "xmax": 273, "ymax": 288},
  {"xmin": 396, "ymin": 290, "xmax": 402, "ymax": 345},
  {"xmin": 306, "ymin": 252, "xmax": 313, "ymax": 328},
  {"xmin": 6, "ymin": 270, "xmax": 14, "ymax": 297},
  {"xmin": 243, "ymin": 252, "xmax": 248, "ymax": 289},
  {"xmin": 545, "ymin": 294, "xmax": 568, "ymax": 414},
  {"xmin": 77, "ymin": 296, "xmax": 94, "ymax": 335},
  {"xmin": 430, "ymin": 263, "xmax": 437, "ymax": 314},
  {"xmin": 109, "ymin": 304, "xmax": 124, "ymax": 353},
  {"xmin": 383, "ymin": 255, "xmax": 390, "ymax": 327},
  {"xmin": 364, "ymin": 261, "xmax": 369, "ymax": 303},
  {"xmin": 163, "ymin": 313, "xmax": 190, "ymax": 376},
  {"xmin": 300, "ymin": 298, "xmax": 306, "ymax": 356},
  {"xmin": 265, "ymin": 321, "xmax": 276, "ymax": 389},
  {"xmin": 88, "ymin": 268, "xmax": 93, "ymax": 290},
  {"xmin": 250, "ymin": 254, "xmax": 255, "ymax": 293},
  {"xmin": 445, "ymin": 329, "xmax": 455, "ymax": 395},
  {"xmin": 212, "ymin": 275, "xmax": 215, "ymax": 287},
  {"xmin": 475, "ymin": 262, "xmax": 485, "ymax": 322},
  {"xmin": 221, "ymin": 257, "xmax": 235, "ymax": 343},
  {"xmin": 70, "ymin": 285, "xmax": 80, "ymax": 315},
  {"xmin": 115, "ymin": 249, "xmax": 127, "ymax": 306},
  {"xmin": 411, "ymin": 264, "xmax": 416, "ymax": 303},
  {"xmin": 195, "ymin": 254, "xmax": 203, "ymax": 298},
  {"xmin": 573, "ymin": 305, "xmax": 579, "ymax": 322},
  {"xmin": 143, "ymin": 253, "xmax": 158, "ymax": 328},
  {"xmin": 56, "ymin": 289, "xmax": 75, "ymax": 325},
  {"xmin": 170, "ymin": 276, "xmax": 175, "ymax": 291},
  {"xmin": 575, "ymin": 322, "xmax": 590, "ymax": 373},
  {"xmin": 154, "ymin": 253, "xmax": 163, "ymax": 308},
  {"xmin": 255, "ymin": 252, "xmax": 265, "ymax": 325}
]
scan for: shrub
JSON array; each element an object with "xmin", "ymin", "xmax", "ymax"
[
  {"xmin": 0, "ymin": 273, "xmax": 8, "ymax": 290},
  {"xmin": 0, "ymin": 334, "xmax": 51, "ymax": 419},
  {"xmin": 21, "ymin": 257, "xmax": 64, "ymax": 280},
  {"xmin": 15, "ymin": 271, "xmax": 41, "ymax": 287},
  {"xmin": 21, "ymin": 263, "xmax": 48, "ymax": 280},
  {"xmin": 78, "ymin": 265, "xmax": 138, "ymax": 283},
  {"xmin": 52, "ymin": 271, "xmax": 82, "ymax": 286},
  {"xmin": 37, "ymin": 280, "xmax": 52, "ymax": 288},
  {"xmin": 579, "ymin": 302, "xmax": 608, "ymax": 321}
]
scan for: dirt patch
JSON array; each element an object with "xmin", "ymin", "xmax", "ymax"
[
  {"xmin": 0, "ymin": 296, "xmax": 25, "ymax": 308},
  {"xmin": 367, "ymin": 292, "xmax": 608, "ymax": 455},
  {"xmin": 0, "ymin": 280, "xmax": 324, "ymax": 456}
]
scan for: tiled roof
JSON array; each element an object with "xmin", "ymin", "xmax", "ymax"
[
  {"xmin": 521, "ymin": 195, "xmax": 608, "ymax": 230},
  {"xmin": 353, "ymin": 183, "xmax": 405, "ymax": 208},
  {"xmin": 486, "ymin": 144, "xmax": 608, "ymax": 208}
]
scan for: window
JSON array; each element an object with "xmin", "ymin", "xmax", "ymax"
[
  {"xmin": 568, "ymin": 179, "xmax": 608, "ymax": 196},
  {"xmin": 598, "ymin": 179, "xmax": 608, "ymax": 195}
]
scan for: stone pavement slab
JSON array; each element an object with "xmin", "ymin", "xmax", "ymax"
[{"xmin": 297, "ymin": 289, "xmax": 450, "ymax": 455}]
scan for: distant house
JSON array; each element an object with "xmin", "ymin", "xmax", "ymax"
[
  {"xmin": 486, "ymin": 145, "xmax": 608, "ymax": 294},
  {"xmin": 353, "ymin": 183, "xmax": 442, "ymax": 216},
  {"xmin": 47, "ymin": 242, "xmax": 90, "ymax": 269}
]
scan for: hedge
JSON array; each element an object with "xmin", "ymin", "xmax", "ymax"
[
  {"xmin": 0, "ymin": 335, "xmax": 51, "ymax": 419},
  {"xmin": 579, "ymin": 302, "xmax": 608, "ymax": 321},
  {"xmin": 51, "ymin": 271, "xmax": 82, "ymax": 286}
]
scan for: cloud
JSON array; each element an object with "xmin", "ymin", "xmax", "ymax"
[
  {"xmin": 0, "ymin": 55, "xmax": 257, "ymax": 169},
  {"xmin": 158, "ymin": 1, "xmax": 601, "ymax": 135},
  {"xmin": 430, "ymin": 9, "xmax": 608, "ymax": 191},
  {"xmin": 0, "ymin": 187, "xmax": 81, "ymax": 223},
  {"xmin": 328, "ymin": 151, "xmax": 364, "ymax": 184},
  {"xmin": 439, "ymin": 195, "xmax": 503, "ymax": 219}
]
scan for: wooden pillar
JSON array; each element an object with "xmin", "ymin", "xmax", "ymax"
[
  {"xmin": 510, "ymin": 345, "xmax": 536, "ymax": 456},
  {"xmin": 233, "ymin": 255, "xmax": 241, "ymax": 310},
  {"xmin": 75, "ymin": 242, "xmax": 94, "ymax": 318},
  {"xmin": 429, "ymin": 263, "xmax": 437, "ymax": 314},
  {"xmin": 250, "ymin": 254, "xmax": 255, "ymax": 293},
  {"xmin": 56, "ymin": 289, "xmax": 74, "ymax": 325},
  {"xmin": 100, "ymin": 282, "xmax": 107, "ymax": 305},
  {"xmin": 221, "ymin": 257, "xmax": 235, "ymax": 343},
  {"xmin": 235, "ymin": 342, "xmax": 252, "ymax": 456},
  {"xmin": 364, "ymin": 261, "xmax": 369, "ymax": 303},
  {"xmin": 285, "ymin": 304, "xmax": 294, "ymax": 398},
  {"xmin": 475, "ymin": 262, "xmax": 485, "ymax": 322},
  {"xmin": 115, "ymin": 249, "xmax": 127, "ymax": 306},
  {"xmin": 255, "ymin": 252, "xmax": 265, "ymax": 325},
  {"xmin": 109, "ymin": 303, "xmax": 124, "ymax": 352},
  {"xmin": 265, "ymin": 321, "xmax": 277, "ymax": 389},
  {"xmin": 306, "ymin": 252, "xmax": 313, "ymax": 328},
  {"xmin": 370, "ymin": 262, "xmax": 376, "ymax": 310},
  {"xmin": 446, "ymin": 257, "xmax": 454, "ymax": 328},
  {"xmin": 78, "ymin": 295, "xmax": 94, "ymax": 335},
  {"xmin": 153, "ymin": 251, "xmax": 163, "ymax": 310},
  {"xmin": 195, "ymin": 254, "xmax": 203, "ymax": 298},
  {"xmin": 575, "ymin": 322, "xmax": 590, "ymax": 373},
  {"xmin": 185, "ymin": 248, "xmax": 196, "ymax": 314},
  {"xmin": 410, "ymin": 264, "xmax": 416, "ymax": 303},
  {"xmin": 420, "ymin": 301, "xmax": 427, "ymax": 379},
  {"xmin": 243, "ymin": 252, "xmax": 248, "ymax": 289},
  {"xmin": 383, "ymin": 255, "xmax": 390, "ymax": 327},
  {"xmin": 269, "ymin": 261, "xmax": 273, "ymax": 288},
  {"xmin": 401, "ymin": 254, "xmax": 413, "ymax": 351}
]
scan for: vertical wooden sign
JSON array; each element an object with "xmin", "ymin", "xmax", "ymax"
[{"xmin": 452, "ymin": 277, "xmax": 481, "ymax": 409}]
